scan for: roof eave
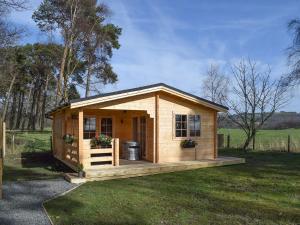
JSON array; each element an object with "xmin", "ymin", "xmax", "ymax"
[{"xmin": 69, "ymin": 85, "xmax": 228, "ymax": 112}]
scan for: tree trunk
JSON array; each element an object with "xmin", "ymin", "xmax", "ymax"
[
  {"xmin": 15, "ymin": 91, "xmax": 24, "ymax": 129},
  {"xmin": 28, "ymin": 84, "xmax": 37, "ymax": 130},
  {"xmin": 85, "ymin": 61, "xmax": 92, "ymax": 97},
  {"xmin": 40, "ymin": 74, "xmax": 49, "ymax": 131},
  {"xmin": 2, "ymin": 72, "xmax": 16, "ymax": 122},
  {"xmin": 56, "ymin": 45, "xmax": 69, "ymax": 105},
  {"xmin": 21, "ymin": 84, "xmax": 32, "ymax": 131},
  {"xmin": 9, "ymin": 91, "xmax": 17, "ymax": 129},
  {"xmin": 33, "ymin": 86, "xmax": 42, "ymax": 131},
  {"xmin": 242, "ymin": 131, "xmax": 256, "ymax": 151}
]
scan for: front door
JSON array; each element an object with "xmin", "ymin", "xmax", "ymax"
[
  {"xmin": 132, "ymin": 116, "xmax": 147, "ymax": 159},
  {"xmin": 139, "ymin": 116, "xmax": 146, "ymax": 158}
]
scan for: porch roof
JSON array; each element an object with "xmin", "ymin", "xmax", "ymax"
[{"xmin": 47, "ymin": 83, "xmax": 228, "ymax": 116}]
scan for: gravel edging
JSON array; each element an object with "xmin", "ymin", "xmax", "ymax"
[{"xmin": 0, "ymin": 178, "xmax": 78, "ymax": 225}]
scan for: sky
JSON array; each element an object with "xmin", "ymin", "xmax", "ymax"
[{"xmin": 8, "ymin": 0, "xmax": 300, "ymax": 112}]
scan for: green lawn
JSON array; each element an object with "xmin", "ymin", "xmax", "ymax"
[
  {"xmin": 219, "ymin": 128, "xmax": 300, "ymax": 151},
  {"xmin": 4, "ymin": 131, "xmax": 71, "ymax": 181},
  {"xmin": 45, "ymin": 149, "xmax": 300, "ymax": 225}
]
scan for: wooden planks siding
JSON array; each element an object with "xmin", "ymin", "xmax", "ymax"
[
  {"xmin": 157, "ymin": 92, "xmax": 217, "ymax": 162},
  {"xmin": 51, "ymin": 89, "xmax": 219, "ymax": 169}
]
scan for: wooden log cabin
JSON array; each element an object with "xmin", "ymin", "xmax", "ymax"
[{"xmin": 48, "ymin": 83, "xmax": 228, "ymax": 172}]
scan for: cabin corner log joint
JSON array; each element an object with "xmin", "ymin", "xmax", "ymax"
[{"xmin": 49, "ymin": 83, "xmax": 228, "ymax": 172}]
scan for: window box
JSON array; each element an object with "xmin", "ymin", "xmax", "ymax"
[{"xmin": 181, "ymin": 139, "xmax": 198, "ymax": 148}]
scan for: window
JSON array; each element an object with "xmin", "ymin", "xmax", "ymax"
[
  {"xmin": 175, "ymin": 114, "xmax": 187, "ymax": 137},
  {"xmin": 189, "ymin": 115, "xmax": 201, "ymax": 137},
  {"xmin": 101, "ymin": 118, "xmax": 112, "ymax": 137},
  {"xmin": 84, "ymin": 117, "xmax": 96, "ymax": 139}
]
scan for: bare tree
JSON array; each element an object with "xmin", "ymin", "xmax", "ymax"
[
  {"xmin": 201, "ymin": 64, "xmax": 229, "ymax": 124},
  {"xmin": 287, "ymin": 19, "xmax": 300, "ymax": 86},
  {"xmin": 227, "ymin": 59, "xmax": 290, "ymax": 150},
  {"xmin": 202, "ymin": 64, "xmax": 228, "ymax": 104},
  {"xmin": 0, "ymin": 0, "xmax": 27, "ymax": 122}
]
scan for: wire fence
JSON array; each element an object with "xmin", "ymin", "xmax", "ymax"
[
  {"xmin": 5, "ymin": 130, "xmax": 52, "ymax": 156},
  {"xmin": 218, "ymin": 129, "xmax": 300, "ymax": 152}
]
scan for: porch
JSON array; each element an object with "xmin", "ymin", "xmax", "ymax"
[
  {"xmin": 64, "ymin": 156, "xmax": 245, "ymax": 183},
  {"xmin": 53, "ymin": 108, "xmax": 155, "ymax": 171}
]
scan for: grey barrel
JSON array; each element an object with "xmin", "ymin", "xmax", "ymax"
[{"xmin": 123, "ymin": 141, "xmax": 140, "ymax": 160}]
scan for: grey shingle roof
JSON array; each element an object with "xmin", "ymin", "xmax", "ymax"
[{"xmin": 48, "ymin": 83, "xmax": 228, "ymax": 116}]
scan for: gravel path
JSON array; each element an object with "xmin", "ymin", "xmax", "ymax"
[{"xmin": 0, "ymin": 178, "xmax": 78, "ymax": 225}]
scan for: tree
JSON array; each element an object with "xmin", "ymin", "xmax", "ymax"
[
  {"xmin": 201, "ymin": 64, "xmax": 228, "ymax": 105},
  {"xmin": 23, "ymin": 43, "xmax": 62, "ymax": 130},
  {"xmin": 287, "ymin": 19, "xmax": 300, "ymax": 85},
  {"xmin": 68, "ymin": 83, "xmax": 80, "ymax": 100},
  {"xmin": 0, "ymin": 0, "xmax": 27, "ymax": 122},
  {"xmin": 0, "ymin": 43, "xmax": 63, "ymax": 130},
  {"xmin": 227, "ymin": 59, "xmax": 290, "ymax": 150},
  {"xmin": 0, "ymin": 0, "xmax": 27, "ymax": 47},
  {"xmin": 0, "ymin": 0, "xmax": 27, "ymax": 12},
  {"xmin": 33, "ymin": 0, "xmax": 121, "ymax": 103},
  {"xmin": 81, "ymin": 15, "xmax": 121, "ymax": 97}
]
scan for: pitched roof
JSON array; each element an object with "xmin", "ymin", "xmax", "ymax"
[{"xmin": 49, "ymin": 83, "xmax": 228, "ymax": 115}]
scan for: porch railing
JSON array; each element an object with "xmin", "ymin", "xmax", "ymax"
[
  {"xmin": 65, "ymin": 143, "xmax": 79, "ymax": 166},
  {"xmin": 82, "ymin": 138, "xmax": 119, "ymax": 170}
]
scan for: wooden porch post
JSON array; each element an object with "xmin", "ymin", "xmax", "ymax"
[
  {"xmin": 114, "ymin": 138, "xmax": 119, "ymax": 166},
  {"xmin": 213, "ymin": 111, "xmax": 218, "ymax": 159},
  {"xmin": 155, "ymin": 93, "xmax": 159, "ymax": 163},
  {"xmin": 62, "ymin": 110, "xmax": 67, "ymax": 160},
  {"xmin": 78, "ymin": 108, "xmax": 84, "ymax": 167}
]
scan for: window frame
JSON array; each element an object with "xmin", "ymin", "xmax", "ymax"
[
  {"xmin": 188, "ymin": 115, "xmax": 201, "ymax": 137},
  {"xmin": 100, "ymin": 117, "xmax": 113, "ymax": 137},
  {"xmin": 173, "ymin": 113, "xmax": 201, "ymax": 140},
  {"xmin": 174, "ymin": 114, "xmax": 188, "ymax": 138},
  {"xmin": 83, "ymin": 116, "xmax": 97, "ymax": 139}
]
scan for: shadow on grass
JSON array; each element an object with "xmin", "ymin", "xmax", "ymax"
[
  {"xmin": 41, "ymin": 150, "xmax": 300, "ymax": 225},
  {"xmin": 45, "ymin": 196, "xmax": 148, "ymax": 225},
  {"xmin": 3, "ymin": 151, "xmax": 73, "ymax": 181}
]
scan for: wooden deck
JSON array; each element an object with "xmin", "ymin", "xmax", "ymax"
[{"xmin": 65, "ymin": 156, "xmax": 245, "ymax": 184}]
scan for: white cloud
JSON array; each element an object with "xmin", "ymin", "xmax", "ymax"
[
  {"xmin": 102, "ymin": 0, "xmax": 227, "ymax": 96},
  {"xmin": 7, "ymin": 0, "xmax": 300, "ymax": 111}
]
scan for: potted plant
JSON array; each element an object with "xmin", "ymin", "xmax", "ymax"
[
  {"xmin": 99, "ymin": 134, "xmax": 112, "ymax": 148},
  {"xmin": 63, "ymin": 134, "xmax": 75, "ymax": 145},
  {"xmin": 77, "ymin": 163, "xmax": 85, "ymax": 178},
  {"xmin": 90, "ymin": 137, "xmax": 98, "ymax": 148},
  {"xmin": 90, "ymin": 134, "xmax": 112, "ymax": 148},
  {"xmin": 181, "ymin": 139, "xmax": 198, "ymax": 148}
]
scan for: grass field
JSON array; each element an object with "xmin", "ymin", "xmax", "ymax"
[
  {"xmin": 2, "ymin": 131, "xmax": 300, "ymax": 224},
  {"xmin": 3, "ymin": 129, "xmax": 300, "ymax": 181},
  {"xmin": 219, "ymin": 128, "xmax": 300, "ymax": 151},
  {"xmin": 44, "ymin": 149, "xmax": 300, "ymax": 225},
  {"xmin": 4, "ymin": 131, "xmax": 71, "ymax": 181}
]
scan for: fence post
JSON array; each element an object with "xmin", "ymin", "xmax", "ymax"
[
  {"xmin": 50, "ymin": 135, "xmax": 53, "ymax": 152},
  {"xmin": 227, "ymin": 135, "xmax": 230, "ymax": 148},
  {"xmin": 217, "ymin": 134, "xmax": 224, "ymax": 149},
  {"xmin": 12, "ymin": 132, "xmax": 15, "ymax": 154},
  {"xmin": 287, "ymin": 135, "xmax": 290, "ymax": 153}
]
